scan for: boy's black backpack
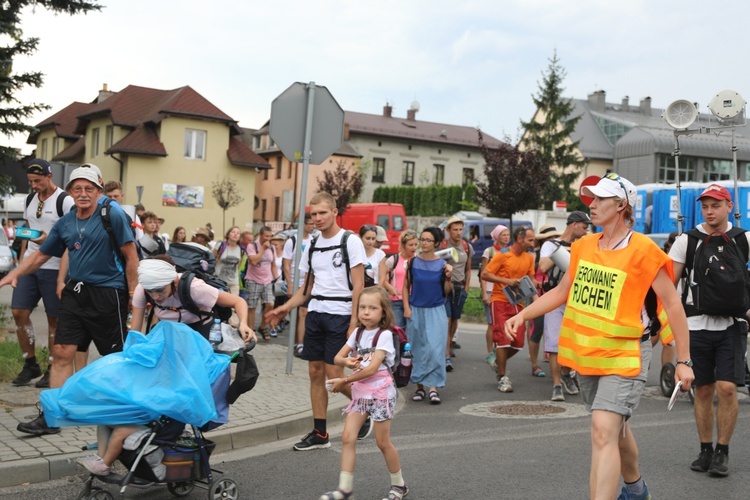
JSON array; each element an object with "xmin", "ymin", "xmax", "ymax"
[
  {"xmin": 354, "ymin": 325, "xmax": 410, "ymax": 388},
  {"xmin": 682, "ymin": 227, "xmax": 750, "ymax": 317},
  {"xmin": 303, "ymin": 230, "xmax": 354, "ymax": 301}
]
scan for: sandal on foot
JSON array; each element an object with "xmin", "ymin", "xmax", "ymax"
[
  {"xmin": 412, "ymin": 389, "xmax": 426, "ymax": 401},
  {"xmin": 428, "ymin": 390, "xmax": 441, "ymax": 404},
  {"xmin": 531, "ymin": 366, "xmax": 546, "ymax": 377},
  {"xmin": 260, "ymin": 328, "xmax": 271, "ymax": 341},
  {"xmin": 385, "ymin": 483, "xmax": 409, "ymax": 500},
  {"xmin": 320, "ymin": 489, "xmax": 353, "ymax": 500}
]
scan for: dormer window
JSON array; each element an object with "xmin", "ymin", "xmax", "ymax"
[{"xmin": 185, "ymin": 129, "xmax": 206, "ymax": 160}]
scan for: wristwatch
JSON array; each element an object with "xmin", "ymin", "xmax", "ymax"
[{"xmin": 676, "ymin": 359, "xmax": 693, "ymax": 368}]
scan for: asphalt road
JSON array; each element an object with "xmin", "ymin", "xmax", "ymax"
[{"xmin": 1, "ymin": 328, "xmax": 749, "ymax": 499}]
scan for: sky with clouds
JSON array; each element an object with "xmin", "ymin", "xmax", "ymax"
[{"xmin": 7, "ymin": 0, "xmax": 750, "ymax": 155}]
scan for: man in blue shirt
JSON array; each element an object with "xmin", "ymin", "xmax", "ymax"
[{"xmin": 0, "ymin": 166, "xmax": 139, "ymax": 436}]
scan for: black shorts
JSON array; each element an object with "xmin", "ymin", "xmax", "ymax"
[
  {"xmin": 302, "ymin": 311, "xmax": 350, "ymax": 365},
  {"xmin": 56, "ymin": 282, "xmax": 129, "ymax": 356},
  {"xmin": 690, "ymin": 321, "xmax": 748, "ymax": 387}
]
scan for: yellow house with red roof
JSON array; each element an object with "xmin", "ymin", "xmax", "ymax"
[{"xmin": 27, "ymin": 84, "xmax": 269, "ymax": 236}]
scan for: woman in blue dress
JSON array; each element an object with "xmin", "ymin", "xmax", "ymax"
[{"xmin": 403, "ymin": 227, "xmax": 453, "ymax": 404}]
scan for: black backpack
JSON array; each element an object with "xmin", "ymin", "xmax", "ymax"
[
  {"xmin": 303, "ymin": 230, "xmax": 354, "ymax": 301},
  {"xmin": 99, "ymin": 198, "xmax": 142, "ymax": 267},
  {"xmin": 682, "ymin": 227, "xmax": 750, "ymax": 317},
  {"xmin": 354, "ymin": 326, "xmax": 410, "ymax": 388},
  {"xmin": 25, "ymin": 191, "xmax": 70, "ymax": 218},
  {"xmin": 163, "ymin": 242, "xmax": 232, "ymax": 322},
  {"xmin": 540, "ymin": 240, "xmax": 570, "ymax": 292}
]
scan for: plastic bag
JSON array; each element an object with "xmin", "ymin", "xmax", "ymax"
[
  {"xmin": 41, "ymin": 322, "xmax": 230, "ymax": 427},
  {"xmin": 216, "ymin": 324, "xmax": 245, "ymax": 352}
]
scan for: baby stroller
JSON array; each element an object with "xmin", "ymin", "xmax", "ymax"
[
  {"xmin": 75, "ymin": 416, "xmax": 236, "ymax": 499},
  {"xmin": 38, "ymin": 323, "xmax": 257, "ymax": 500}
]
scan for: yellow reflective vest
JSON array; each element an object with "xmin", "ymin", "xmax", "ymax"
[{"xmin": 559, "ymin": 232, "xmax": 673, "ymax": 377}]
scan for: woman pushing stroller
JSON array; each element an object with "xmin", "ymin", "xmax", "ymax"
[{"xmin": 131, "ymin": 257, "xmax": 255, "ymax": 342}]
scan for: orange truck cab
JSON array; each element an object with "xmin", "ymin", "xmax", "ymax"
[{"xmin": 336, "ymin": 203, "xmax": 407, "ymax": 255}]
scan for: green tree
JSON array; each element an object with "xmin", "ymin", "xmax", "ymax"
[
  {"xmin": 315, "ymin": 159, "xmax": 363, "ymax": 216},
  {"xmin": 520, "ymin": 50, "xmax": 587, "ymax": 208},
  {"xmin": 476, "ymin": 131, "xmax": 552, "ymax": 224},
  {"xmin": 211, "ymin": 176, "xmax": 244, "ymax": 234},
  {"xmin": 0, "ymin": 0, "xmax": 101, "ymax": 167}
]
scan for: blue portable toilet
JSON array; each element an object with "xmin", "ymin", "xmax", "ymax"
[
  {"xmin": 652, "ymin": 184, "xmax": 697, "ymax": 233},
  {"xmin": 633, "ymin": 183, "xmax": 660, "ymax": 233}
]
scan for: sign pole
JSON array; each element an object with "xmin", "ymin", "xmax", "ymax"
[{"xmin": 286, "ymin": 82, "xmax": 316, "ymax": 374}]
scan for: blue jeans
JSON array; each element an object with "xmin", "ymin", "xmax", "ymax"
[{"xmin": 391, "ymin": 299, "xmax": 406, "ymax": 329}]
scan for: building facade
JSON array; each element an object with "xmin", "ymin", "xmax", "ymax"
[{"xmin": 27, "ymin": 84, "xmax": 269, "ymax": 236}]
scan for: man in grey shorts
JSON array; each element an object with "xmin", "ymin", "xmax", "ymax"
[{"xmin": 11, "ymin": 159, "xmax": 74, "ymax": 388}]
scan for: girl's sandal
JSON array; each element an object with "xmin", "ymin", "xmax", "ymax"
[
  {"xmin": 260, "ymin": 328, "xmax": 271, "ymax": 341},
  {"xmin": 320, "ymin": 489, "xmax": 353, "ymax": 500},
  {"xmin": 386, "ymin": 484, "xmax": 410, "ymax": 500},
  {"xmin": 428, "ymin": 390, "xmax": 441, "ymax": 404},
  {"xmin": 412, "ymin": 389, "xmax": 426, "ymax": 401}
]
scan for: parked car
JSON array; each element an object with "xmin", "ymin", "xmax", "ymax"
[
  {"xmin": 337, "ymin": 203, "xmax": 407, "ymax": 255},
  {"xmin": 0, "ymin": 229, "xmax": 15, "ymax": 277},
  {"xmin": 439, "ymin": 215, "xmax": 533, "ymax": 268}
]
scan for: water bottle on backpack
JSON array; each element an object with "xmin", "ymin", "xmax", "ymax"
[
  {"xmin": 395, "ymin": 343, "xmax": 413, "ymax": 387},
  {"xmin": 209, "ymin": 319, "xmax": 223, "ymax": 348}
]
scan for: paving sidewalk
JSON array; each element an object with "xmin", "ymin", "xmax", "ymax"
[{"xmin": 0, "ymin": 286, "xmax": 350, "ymax": 488}]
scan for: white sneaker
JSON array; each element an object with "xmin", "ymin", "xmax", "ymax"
[
  {"xmin": 497, "ymin": 375, "xmax": 513, "ymax": 393},
  {"xmin": 76, "ymin": 455, "xmax": 112, "ymax": 476}
]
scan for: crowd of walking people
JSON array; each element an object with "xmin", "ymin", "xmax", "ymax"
[{"xmin": 4, "ymin": 159, "xmax": 749, "ymax": 500}]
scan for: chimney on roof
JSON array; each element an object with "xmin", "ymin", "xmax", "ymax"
[
  {"xmin": 621, "ymin": 96, "xmax": 629, "ymax": 111},
  {"xmin": 587, "ymin": 90, "xmax": 606, "ymax": 113},
  {"xmin": 406, "ymin": 101, "xmax": 420, "ymax": 121},
  {"xmin": 343, "ymin": 122, "xmax": 350, "ymax": 141},
  {"xmin": 383, "ymin": 102, "xmax": 392, "ymax": 118},
  {"xmin": 98, "ymin": 83, "xmax": 114, "ymax": 103},
  {"xmin": 639, "ymin": 96, "xmax": 651, "ymax": 115}
]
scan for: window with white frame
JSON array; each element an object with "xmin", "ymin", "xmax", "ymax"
[
  {"xmin": 91, "ymin": 128, "xmax": 100, "ymax": 157},
  {"xmin": 40, "ymin": 139, "xmax": 48, "ymax": 160},
  {"xmin": 106, "ymin": 125, "xmax": 114, "ymax": 149},
  {"xmin": 52, "ymin": 137, "xmax": 60, "ymax": 157},
  {"xmin": 184, "ymin": 129, "xmax": 207, "ymax": 160}
]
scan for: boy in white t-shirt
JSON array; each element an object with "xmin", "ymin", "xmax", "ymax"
[{"xmin": 267, "ymin": 192, "xmax": 366, "ymax": 451}]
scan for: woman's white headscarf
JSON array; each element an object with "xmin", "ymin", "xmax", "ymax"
[{"xmin": 138, "ymin": 259, "xmax": 177, "ymax": 290}]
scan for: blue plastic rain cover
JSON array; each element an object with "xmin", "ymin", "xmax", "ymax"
[{"xmin": 40, "ymin": 322, "xmax": 231, "ymax": 427}]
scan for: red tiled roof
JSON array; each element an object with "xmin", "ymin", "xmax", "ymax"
[
  {"xmin": 76, "ymin": 85, "xmax": 236, "ymax": 133},
  {"xmin": 227, "ymin": 136, "xmax": 270, "ymax": 168},
  {"xmin": 345, "ymin": 110, "xmax": 503, "ymax": 148},
  {"xmin": 29, "ymin": 102, "xmax": 94, "ymax": 144},
  {"xmin": 52, "ymin": 137, "xmax": 85, "ymax": 161},
  {"xmin": 107, "ymin": 125, "xmax": 167, "ymax": 157}
]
